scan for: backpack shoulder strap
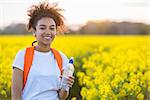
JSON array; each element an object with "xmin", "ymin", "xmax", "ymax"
[
  {"xmin": 23, "ymin": 47, "xmax": 63, "ymax": 90},
  {"xmin": 23, "ymin": 46, "xmax": 34, "ymax": 90},
  {"xmin": 51, "ymin": 48, "xmax": 63, "ymax": 75}
]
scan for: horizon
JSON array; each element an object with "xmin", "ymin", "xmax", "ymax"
[{"xmin": 0, "ymin": 0, "xmax": 149, "ymax": 29}]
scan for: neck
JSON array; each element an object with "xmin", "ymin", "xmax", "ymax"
[{"xmin": 35, "ymin": 44, "xmax": 51, "ymax": 52}]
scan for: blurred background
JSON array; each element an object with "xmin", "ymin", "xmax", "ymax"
[{"xmin": 0, "ymin": 0, "xmax": 149, "ymax": 35}]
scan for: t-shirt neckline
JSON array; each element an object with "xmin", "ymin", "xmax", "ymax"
[{"xmin": 34, "ymin": 50, "xmax": 52, "ymax": 55}]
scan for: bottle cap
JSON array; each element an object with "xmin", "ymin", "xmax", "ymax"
[{"xmin": 69, "ymin": 57, "xmax": 74, "ymax": 64}]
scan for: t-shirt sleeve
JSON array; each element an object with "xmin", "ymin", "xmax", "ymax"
[
  {"xmin": 12, "ymin": 49, "xmax": 25, "ymax": 71},
  {"xmin": 59, "ymin": 51, "xmax": 69, "ymax": 71}
]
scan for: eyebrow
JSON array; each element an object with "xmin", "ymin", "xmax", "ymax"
[{"xmin": 39, "ymin": 24, "xmax": 55, "ymax": 27}]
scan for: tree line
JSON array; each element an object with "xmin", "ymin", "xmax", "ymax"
[{"xmin": 0, "ymin": 21, "xmax": 149, "ymax": 35}]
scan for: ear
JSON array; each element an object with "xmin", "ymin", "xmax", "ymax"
[
  {"xmin": 32, "ymin": 29, "xmax": 36, "ymax": 37},
  {"xmin": 33, "ymin": 33, "xmax": 36, "ymax": 37},
  {"xmin": 31, "ymin": 27, "xmax": 36, "ymax": 37}
]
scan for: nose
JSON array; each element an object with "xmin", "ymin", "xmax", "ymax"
[
  {"xmin": 45, "ymin": 28, "xmax": 56, "ymax": 35},
  {"xmin": 45, "ymin": 29, "xmax": 51, "ymax": 35}
]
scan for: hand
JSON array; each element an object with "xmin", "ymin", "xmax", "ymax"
[{"xmin": 67, "ymin": 76, "xmax": 74, "ymax": 88}]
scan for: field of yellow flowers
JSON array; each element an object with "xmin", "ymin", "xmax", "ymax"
[{"xmin": 0, "ymin": 35, "xmax": 150, "ymax": 100}]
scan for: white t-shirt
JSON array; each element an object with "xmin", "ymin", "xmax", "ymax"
[{"xmin": 12, "ymin": 48, "xmax": 69, "ymax": 100}]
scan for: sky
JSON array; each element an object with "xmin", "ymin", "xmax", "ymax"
[{"xmin": 0, "ymin": 0, "xmax": 149, "ymax": 28}]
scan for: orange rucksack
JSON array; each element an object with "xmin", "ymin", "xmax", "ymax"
[{"xmin": 23, "ymin": 46, "xmax": 62, "ymax": 90}]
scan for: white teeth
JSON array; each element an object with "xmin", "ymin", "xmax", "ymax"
[{"xmin": 44, "ymin": 36, "xmax": 51, "ymax": 39}]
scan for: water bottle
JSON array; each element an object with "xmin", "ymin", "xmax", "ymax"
[{"xmin": 60, "ymin": 57, "xmax": 74, "ymax": 91}]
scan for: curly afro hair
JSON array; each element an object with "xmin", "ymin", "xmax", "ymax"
[{"xmin": 27, "ymin": 2, "xmax": 66, "ymax": 33}]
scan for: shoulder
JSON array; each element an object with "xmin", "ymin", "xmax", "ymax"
[
  {"xmin": 58, "ymin": 51, "xmax": 68, "ymax": 60},
  {"xmin": 14, "ymin": 48, "xmax": 26, "ymax": 60},
  {"xmin": 58, "ymin": 51, "xmax": 69, "ymax": 70},
  {"xmin": 17, "ymin": 46, "xmax": 34, "ymax": 56},
  {"xmin": 16, "ymin": 48, "xmax": 26, "ymax": 56},
  {"xmin": 12, "ymin": 48, "xmax": 26, "ymax": 70}
]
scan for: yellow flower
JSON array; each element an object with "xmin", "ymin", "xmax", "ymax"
[{"xmin": 137, "ymin": 93, "xmax": 144, "ymax": 100}]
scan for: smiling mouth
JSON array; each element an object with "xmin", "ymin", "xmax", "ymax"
[{"xmin": 43, "ymin": 36, "xmax": 53, "ymax": 40}]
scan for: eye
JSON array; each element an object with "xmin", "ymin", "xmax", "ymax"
[
  {"xmin": 40, "ymin": 27, "xmax": 46, "ymax": 30},
  {"xmin": 50, "ymin": 27, "xmax": 55, "ymax": 30}
]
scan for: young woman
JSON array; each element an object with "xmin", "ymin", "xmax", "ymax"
[{"xmin": 12, "ymin": 2, "xmax": 74, "ymax": 100}]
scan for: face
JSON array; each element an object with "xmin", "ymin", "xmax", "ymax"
[{"xmin": 34, "ymin": 17, "xmax": 57, "ymax": 46}]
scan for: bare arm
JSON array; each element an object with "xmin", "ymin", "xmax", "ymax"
[
  {"xmin": 59, "ymin": 89, "xmax": 69, "ymax": 100},
  {"xmin": 12, "ymin": 67, "xmax": 23, "ymax": 100}
]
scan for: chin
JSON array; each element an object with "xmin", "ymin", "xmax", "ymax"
[
  {"xmin": 45, "ymin": 42, "xmax": 51, "ymax": 46},
  {"xmin": 41, "ymin": 41, "xmax": 51, "ymax": 46}
]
